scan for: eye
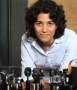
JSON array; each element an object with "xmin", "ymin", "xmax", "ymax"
[
  {"xmin": 48, "ymin": 21, "xmax": 55, "ymax": 26},
  {"xmin": 35, "ymin": 21, "xmax": 42, "ymax": 26}
]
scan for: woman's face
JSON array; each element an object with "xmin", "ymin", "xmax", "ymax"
[{"xmin": 34, "ymin": 13, "xmax": 57, "ymax": 45}]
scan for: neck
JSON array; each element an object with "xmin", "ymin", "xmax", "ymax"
[
  {"xmin": 42, "ymin": 45, "xmax": 50, "ymax": 52},
  {"xmin": 37, "ymin": 39, "xmax": 54, "ymax": 52}
]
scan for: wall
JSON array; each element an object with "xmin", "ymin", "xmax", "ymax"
[
  {"xmin": 0, "ymin": 0, "xmax": 27, "ymax": 67},
  {"xmin": 9, "ymin": 0, "xmax": 26, "ymax": 66},
  {"xmin": 0, "ymin": 0, "xmax": 9, "ymax": 66}
]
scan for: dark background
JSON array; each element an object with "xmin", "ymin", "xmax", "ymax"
[{"xmin": 0, "ymin": 0, "xmax": 27, "ymax": 67}]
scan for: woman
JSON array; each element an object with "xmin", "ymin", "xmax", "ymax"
[{"xmin": 21, "ymin": 0, "xmax": 77, "ymax": 83}]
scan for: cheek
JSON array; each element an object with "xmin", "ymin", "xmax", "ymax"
[
  {"xmin": 50, "ymin": 28, "xmax": 56, "ymax": 34},
  {"xmin": 34, "ymin": 27, "xmax": 42, "ymax": 35},
  {"xmin": 34, "ymin": 26, "xmax": 42, "ymax": 32},
  {"xmin": 34, "ymin": 28, "xmax": 40, "ymax": 37},
  {"xmin": 35, "ymin": 31, "xmax": 41, "ymax": 37},
  {"xmin": 50, "ymin": 26, "xmax": 57, "ymax": 34}
]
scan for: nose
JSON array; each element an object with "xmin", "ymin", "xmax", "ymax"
[{"xmin": 42, "ymin": 24, "xmax": 47, "ymax": 32}]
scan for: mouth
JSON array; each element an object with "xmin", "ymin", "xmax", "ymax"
[
  {"xmin": 40, "ymin": 34, "xmax": 49, "ymax": 36},
  {"xmin": 40, "ymin": 34, "xmax": 50, "ymax": 37}
]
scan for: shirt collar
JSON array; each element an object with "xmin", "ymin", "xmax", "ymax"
[
  {"xmin": 27, "ymin": 36, "xmax": 64, "ymax": 55},
  {"xmin": 27, "ymin": 35, "xmax": 64, "ymax": 44},
  {"xmin": 54, "ymin": 35, "xmax": 64, "ymax": 44},
  {"xmin": 32, "ymin": 40, "xmax": 47, "ymax": 55},
  {"xmin": 26, "ymin": 37, "xmax": 46, "ymax": 55}
]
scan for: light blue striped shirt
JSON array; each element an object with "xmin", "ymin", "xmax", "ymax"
[{"xmin": 21, "ymin": 28, "xmax": 77, "ymax": 80}]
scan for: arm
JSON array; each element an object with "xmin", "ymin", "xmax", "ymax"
[
  {"xmin": 60, "ymin": 34, "xmax": 77, "ymax": 73},
  {"xmin": 21, "ymin": 36, "xmax": 36, "ymax": 81}
]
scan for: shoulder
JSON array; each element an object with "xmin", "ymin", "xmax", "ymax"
[
  {"xmin": 21, "ymin": 33, "xmax": 27, "ymax": 42},
  {"xmin": 64, "ymin": 28, "xmax": 77, "ymax": 37},
  {"xmin": 21, "ymin": 33, "xmax": 34, "ymax": 44},
  {"xmin": 56, "ymin": 28, "xmax": 77, "ymax": 43},
  {"xmin": 21, "ymin": 33, "xmax": 32, "ymax": 51},
  {"xmin": 64, "ymin": 28, "xmax": 77, "ymax": 44}
]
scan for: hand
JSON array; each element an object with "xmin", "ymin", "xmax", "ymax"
[
  {"xmin": 21, "ymin": 80, "xmax": 33, "ymax": 90},
  {"xmin": 21, "ymin": 82, "xmax": 26, "ymax": 90},
  {"xmin": 40, "ymin": 79, "xmax": 50, "ymax": 90},
  {"xmin": 21, "ymin": 80, "xmax": 50, "ymax": 90},
  {"xmin": 67, "ymin": 63, "xmax": 72, "ymax": 75}
]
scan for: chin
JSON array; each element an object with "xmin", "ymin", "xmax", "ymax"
[{"xmin": 41, "ymin": 40, "xmax": 50, "ymax": 44}]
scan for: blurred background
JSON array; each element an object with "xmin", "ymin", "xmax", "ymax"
[{"xmin": 0, "ymin": 0, "xmax": 77, "ymax": 69}]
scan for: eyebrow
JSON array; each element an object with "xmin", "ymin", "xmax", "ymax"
[{"xmin": 35, "ymin": 20, "xmax": 53, "ymax": 22}]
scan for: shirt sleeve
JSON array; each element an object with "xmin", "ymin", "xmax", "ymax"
[
  {"xmin": 60, "ymin": 34, "xmax": 77, "ymax": 70},
  {"xmin": 21, "ymin": 38, "xmax": 35, "ymax": 81}
]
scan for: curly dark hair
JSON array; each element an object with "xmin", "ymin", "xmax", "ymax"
[{"xmin": 25, "ymin": 0, "xmax": 67, "ymax": 39}]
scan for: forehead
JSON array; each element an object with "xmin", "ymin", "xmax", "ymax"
[{"xmin": 36, "ymin": 13, "xmax": 52, "ymax": 21}]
